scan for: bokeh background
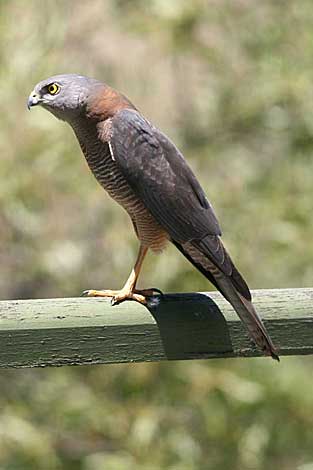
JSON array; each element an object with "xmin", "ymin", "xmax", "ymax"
[{"xmin": 1, "ymin": 1, "xmax": 313, "ymax": 469}]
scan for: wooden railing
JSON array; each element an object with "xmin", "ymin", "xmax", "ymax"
[{"xmin": 0, "ymin": 288, "xmax": 312, "ymax": 368}]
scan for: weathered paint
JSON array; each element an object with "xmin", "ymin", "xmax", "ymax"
[{"xmin": 0, "ymin": 289, "xmax": 312, "ymax": 368}]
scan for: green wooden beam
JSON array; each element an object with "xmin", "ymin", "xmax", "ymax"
[{"xmin": 0, "ymin": 288, "xmax": 312, "ymax": 368}]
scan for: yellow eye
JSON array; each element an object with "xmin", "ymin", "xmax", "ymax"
[{"xmin": 47, "ymin": 83, "xmax": 60, "ymax": 95}]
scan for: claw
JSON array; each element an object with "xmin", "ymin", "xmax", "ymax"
[
  {"xmin": 135, "ymin": 287, "xmax": 163, "ymax": 296},
  {"xmin": 152, "ymin": 288, "xmax": 163, "ymax": 296},
  {"xmin": 81, "ymin": 290, "xmax": 90, "ymax": 297}
]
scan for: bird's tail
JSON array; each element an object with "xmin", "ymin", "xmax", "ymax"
[{"xmin": 173, "ymin": 240, "xmax": 279, "ymax": 361}]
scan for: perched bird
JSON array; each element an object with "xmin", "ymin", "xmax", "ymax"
[{"xmin": 28, "ymin": 74, "xmax": 279, "ymax": 360}]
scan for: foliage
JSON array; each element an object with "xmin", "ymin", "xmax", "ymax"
[{"xmin": 1, "ymin": 1, "xmax": 313, "ymax": 468}]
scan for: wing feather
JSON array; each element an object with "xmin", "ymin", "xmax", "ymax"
[
  {"xmin": 109, "ymin": 109, "xmax": 221, "ymax": 242},
  {"xmin": 108, "ymin": 109, "xmax": 250, "ymax": 299}
]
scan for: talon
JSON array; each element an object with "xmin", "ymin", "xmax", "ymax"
[
  {"xmin": 81, "ymin": 290, "xmax": 89, "ymax": 297},
  {"xmin": 152, "ymin": 288, "xmax": 163, "ymax": 296},
  {"xmin": 134, "ymin": 287, "xmax": 163, "ymax": 297},
  {"xmin": 81, "ymin": 289, "xmax": 99, "ymax": 297}
]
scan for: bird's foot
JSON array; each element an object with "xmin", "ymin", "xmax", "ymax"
[{"xmin": 81, "ymin": 287, "xmax": 162, "ymax": 306}]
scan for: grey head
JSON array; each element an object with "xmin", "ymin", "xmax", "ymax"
[{"xmin": 27, "ymin": 74, "xmax": 104, "ymax": 122}]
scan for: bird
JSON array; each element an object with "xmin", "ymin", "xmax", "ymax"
[{"xmin": 28, "ymin": 74, "xmax": 279, "ymax": 360}]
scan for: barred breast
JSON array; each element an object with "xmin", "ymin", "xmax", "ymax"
[{"xmin": 72, "ymin": 121, "xmax": 169, "ymax": 252}]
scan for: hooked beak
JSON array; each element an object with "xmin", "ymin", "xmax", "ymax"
[{"xmin": 27, "ymin": 92, "xmax": 41, "ymax": 110}]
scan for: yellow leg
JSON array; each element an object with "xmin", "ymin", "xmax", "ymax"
[{"xmin": 82, "ymin": 244, "xmax": 158, "ymax": 305}]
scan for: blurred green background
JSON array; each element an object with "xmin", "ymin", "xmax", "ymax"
[{"xmin": 1, "ymin": 1, "xmax": 313, "ymax": 469}]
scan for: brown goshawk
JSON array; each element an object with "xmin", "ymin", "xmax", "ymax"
[{"xmin": 28, "ymin": 74, "xmax": 279, "ymax": 360}]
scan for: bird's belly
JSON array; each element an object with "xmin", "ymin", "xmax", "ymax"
[
  {"xmin": 132, "ymin": 209, "xmax": 169, "ymax": 252},
  {"xmin": 83, "ymin": 144, "xmax": 169, "ymax": 252}
]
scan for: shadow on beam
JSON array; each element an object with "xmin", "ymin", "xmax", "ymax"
[{"xmin": 147, "ymin": 293, "xmax": 237, "ymax": 360}]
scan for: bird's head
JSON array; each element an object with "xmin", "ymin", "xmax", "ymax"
[{"xmin": 27, "ymin": 74, "xmax": 104, "ymax": 122}]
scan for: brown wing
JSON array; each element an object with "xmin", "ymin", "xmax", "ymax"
[
  {"xmin": 109, "ymin": 109, "xmax": 221, "ymax": 241},
  {"xmin": 108, "ymin": 109, "xmax": 250, "ymax": 300}
]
